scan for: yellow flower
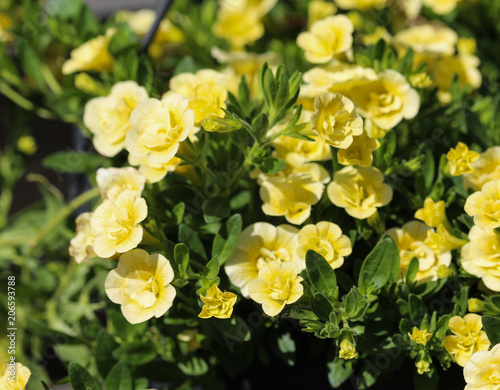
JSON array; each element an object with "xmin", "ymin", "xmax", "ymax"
[
  {"xmin": 297, "ymin": 222, "xmax": 352, "ymax": 269},
  {"xmin": 259, "ymin": 163, "xmax": 330, "ymax": 225},
  {"xmin": 385, "ymin": 221, "xmax": 452, "ymax": 283},
  {"xmin": 349, "ymin": 70, "xmax": 420, "ymax": 130},
  {"xmin": 310, "ymin": 92, "xmax": 364, "ymax": 148},
  {"xmin": 435, "ymin": 264, "xmax": 453, "ymax": 278},
  {"xmin": 431, "ymin": 54, "xmax": 482, "ymax": 105},
  {"xmin": 339, "ymin": 338, "xmax": 358, "ymax": 360},
  {"xmin": 337, "ymin": 131, "xmax": 380, "ymax": 167},
  {"xmin": 271, "ymin": 134, "xmax": 331, "ymax": 169},
  {"xmin": 0, "ymin": 362, "xmax": 31, "ymax": 390},
  {"xmin": 83, "ymin": 81, "xmax": 148, "ymax": 157},
  {"xmin": 361, "ymin": 26, "xmax": 392, "ymax": 46},
  {"xmin": 225, "ymin": 222, "xmax": 302, "ymax": 297},
  {"xmin": 125, "ymin": 94, "xmax": 195, "ymax": 165},
  {"xmin": 0, "ymin": 12, "xmax": 13, "ymax": 43},
  {"xmin": 416, "ymin": 359, "xmax": 431, "ymax": 375},
  {"xmin": 423, "ymin": 0, "xmax": 460, "ymax": 14},
  {"xmin": 74, "ymin": 73, "xmax": 108, "ymax": 95},
  {"xmin": 424, "ymin": 224, "xmax": 467, "ymax": 254},
  {"xmin": 199, "ymin": 284, "xmax": 237, "ymax": 319},
  {"xmin": 91, "ymin": 190, "xmax": 147, "ymax": 258},
  {"xmin": 248, "ymin": 261, "xmax": 303, "ymax": 317},
  {"xmin": 165, "ymin": 69, "xmax": 228, "ymax": 125},
  {"xmin": 17, "ymin": 135, "xmax": 37, "ymax": 155},
  {"xmin": 409, "ymin": 73, "xmax": 433, "ymax": 89},
  {"xmin": 213, "ymin": 5, "xmax": 264, "ymax": 50},
  {"xmin": 414, "ymin": 197, "xmax": 447, "ymax": 228},
  {"xmin": 446, "ymin": 142, "xmax": 480, "ymax": 176},
  {"xmin": 335, "ymin": 0, "xmax": 388, "ymax": 10},
  {"xmin": 297, "ymin": 15, "xmax": 354, "ymax": 64},
  {"xmin": 105, "ymin": 249, "xmax": 176, "ymax": 324},
  {"xmin": 464, "ymin": 146, "xmax": 500, "ymax": 192},
  {"xmin": 465, "ymin": 180, "xmax": 500, "ymax": 230},
  {"xmin": 464, "ymin": 344, "xmax": 500, "ymax": 390},
  {"xmin": 96, "ymin": 167, "xmax": 146, "ymax": 201},
  {"xmin": 308, "ymin": 0, "xmax": 337, "ymax": 25},
  {"xmin": 461, "ymin": 226, "xmax": 500, "ymax": 292},
  {"xmin": 128, "ymin": 153, "xmax": 181, "ymax": 184},
  {"xmin": 458, "ymin": 38, "xmax": 477, "ymax": 56},
  {"xmin": 468, "ymin": 298, "xmax": 485, "ymax": 313},
  {"xmin": 177, "ymin": 330, "xmax": 202, "ymax": 351},
  {"xmin": 69, "ymin": 212, "xmax": 97, "ymax": 263},
  {"xmin": 444, "ymin": 314, "xmax": 490, "ymax": 367},
  {"xmin": 393, "ymin": 24, "xmax": 458, "ymax": 56},
  {"xmin": 327, "ymin": 166, "xmax": 393, "ymax": 220},
  {"xmin": 62, "ymin": 29, "xmax": 114, "ymax": 74},
  {"xmin": 409, "ymin": 327, "xmax": 433, "ymax": 345}
]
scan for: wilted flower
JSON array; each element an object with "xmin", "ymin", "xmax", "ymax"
[
  {"xmin": 327, "ymin": 166, "xmax": 393, "ymax": 219},
  {"xmin": 91, "ymin": 190, "xmax": 147, "ymax": 258},
  {"xmin": 465, "ymin": 180, "xmax": 500, "ymax": 230},
  {"xmin": 385, "ymin": 221, "xmax": 452, "ymax": 283},
  {"xmin": 96, "ymin": 167, "xmax": 146, "ymax": 201},
  {"xmin": 297, "ymin": 222, "xmax": 352, "ymax": 269},
  {"xmin": 125, "ymin": 94, "xmax": 194, "ymax": 165},
  {"xmin": 446, "ymin": 142, "xmax": 479, "ymax": 176},
  {"xmin": 225, "ymin": 222, "xmax": 301, "ymax": 297},
  {"xmin": 310, "ymin": 92, "xmax": 364, "ymax": 148},
  {"xmin": 83, "ymin": 81, "xmax": 148, "ymax": 157},
  {"xmin": 464, "ymin": 344, "xmax": 500, "ymax": 390},
  {"xmin": 248, "ymin": 261, "xmax": 303, "ymax": 317},
  {"xmin": 461, "ymin": 226, "xmax": 500, "ymax": 292},
  {"xmin": 105, "ymin": 249, "xmax": 176, "ymax": 324},
  {"xmin": 62, "ymin": 29, "xmax": 114, "ymax": 74},
  {"xmin": 199, "ymin": 284, "xmax": 237, "ymax": 319},
  {"xmin": 297, "ymin": 15, "xmax": 354, "ymax": 64},
  {"xmin": 444, "ymin": 314, "xmax": 490, "ymax": 367},
  {"xmin": 69, "ymin": 212, "xmax": 97, "ymax": 263}
]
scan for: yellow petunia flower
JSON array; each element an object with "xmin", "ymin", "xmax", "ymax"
[
  {"xmin": 259, "ymin": 163, "xmax": 330, "ymax": 225},
  {"xmin": 337, "ymin": 131, "xmax": 380, "ymax": 167},
  {"xmin": 225, "ymin": 222, "xmax": 302, "ymax": 297},
  {"xmin": 91, "ymin": 190, "xmax": 147, "ymax": 258},
  {"xmin": 125, "ymin": 94, "xmax": 195, "ymax": 165},
  {"xmin": 69, "ymin": 212, "xmax": 97, "ymax": 263},
  {"xmin": 297, "ymin": 15, "xmax": 354, "ymax": 64},
  {"xmin": 62, "ymin": 29, "xmax": 114, "ymax": 74},
  {"xmin": 349, "ymin": 70, "xmax": 420, "ymax": 130},
  {"xmin": 414, "ymin": 197, "xmax": 447, "ymax": 228},
  {"xmin": 165, "ymin": 69, "xmax": 228, "ymax": 126},
  {"xmin": 446, "ymin": 142, "xmax": 480, "ymax": 176},
  {"xmin": 463, "ymin": 146, "xmax": 500, "ymax": 192},
  {"xmin": 393, "ymin": 24, "xmax": 458, "ymax": 57},
  {"xmin": 339, "ymin": 338, "xmax": 358, "ymax": 360},
  {"xmin": 96, "ymin": 167, "xmax": 146, "ymax": 201},
  {"xmin": 461, "ymin": 226, "xmax": 500, "ymax": 292},
  {"xmin": 465, "ymin": 180, "xmax": 500, "ymax": 230},
  {"xmin": 327, "ymin": 166, "xmax": 393, "ymax": 220},
  {"xmin": 199, "ymin": 284, "xmax": 237, "ymax": 319},
  {"xmin": 83, "ymin": 81, "xmax": 149, "ymax": 157},
  {"xmin": 444, "ymin": 314, "xmax": 490, "ymax": 367},
  {"xmin": 248, "ymin": 261, "xmax": 303, "ymax": 317},
  {"xmin": 424, "ymin": 224, "xmax": 467, "ymax": 254},
  {"xmin": 271, "ymin": 134, "xmax": 331, "ymax": 169},
  {"xmin": 464, "ymin": 344, "xmax": 500, "ymax": 390},
  {"xmin": 335, "ymin": 0, "xmax": 388, "ymax": 10},
  {"xmin": 128, "ymin": 153, "xmax": 181, "ymax": 184},
  {"xmin": 385, "ymin": 221, "xmax": 452, "ymax": 283},
  {"xmin": 308, "ymin": 0, "xmax": 337, "ymax": 25},
  {"xmin": 423, "ymin": 0, "xmax": 460, "ymax": 15},
  {"xmin": 297, "ymin": 222, "xmax": 352, "ymax": 269},
  {"xmin": 105, "ymin": 249, "xmax": 176, "ymax": 324},
  {"xmin": 310, "ymin": 92, "xmax": 364, "ymax": 149},
  {"xmin": 409, "ymin": 327, "xmax": 432, "ymax": 346},
  {"xmin": 0, "ymin": 362, "xmax": 31, "ymax": 390}
]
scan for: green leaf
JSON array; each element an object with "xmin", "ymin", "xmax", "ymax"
[
  {"xmin": 274, "ymin": 72, "xmax": 290, "ymax": 111},
  {"xmin": 173, "ymin": 56, "xmax": 200, "ymax": 76},
  {"xmin": 43, "ymin": 151, "xmax": 104, "ymax": 173},
  {"xmin": 312, "ymin": 292, "xmax": 333, "ymax": 322},
  {"xmin": 359, "ymin": 236, "xmax": 399, "ymax": 291},
  {"xmin": 255, "ymin": 157, "xmax": 287, "ymax": 175},
  {"xmin": 482, "ymin": 315, "xmax": 500, "ymax": 345},
  {"xmin": 95, "ymin": 330, "xmax": 119, "ymax": 378},
  {"xmin": 68, "ymin": 363, "xmax": 101, "ymax": 390},
  {"xmin": 414, "ymin": 368, "xmax": 438, "ymax": 390},
  {"xmin": 179, "ymin": 224, "xmax": 207, "ymax": 260},
  {"xmin": 18, "ymin": 42, "xmax": 47, "ymax": 92},
  {"xmin": 251, "ymin": 113, "xmax": 269, "ymax": 140},
  {"xmin": 306, "ymin": 250, "xmax": 338, "ymax": 300},
  {"xmin": 112, "ymin": 342, "xmax": 156, "ymax": 366},
  {"xmin": 105, "ymin": 362, "xmax": 133, "ymax": 390},
  {"xmin": 202, "ymin": 197, "xmax": 231, "ymax": 224},
  {"xmin": 178, "ymin": 356, "xmax": 209, "ymax": 376},
  {"xmin": 211, "ymin": 214, "xmax": 243, "ymax": 264},
  {"xmin": 409, "ymin": 294, "xmax": 428, "ymax": 324},
  {"xmin": 327, "ymin": 357, "xmax": 354, "ymax": 388},
  {"xmin": 203, "ymin": 255, "xmax": 220, "ymax": 279},
  {"xmin": 216, "ymin": 315, "xmax": 252, "ymax": 342},
  {"xmin": 174, "ymin": 243, "xmax": 190, "ymax": 274},
  {"xmin": 172, "ymin": 202, "xmax": 185, "ymax": 224},
  {"xmin": 108, "ymin": 23, "xmax": 141, "ymax": 57},
  {"xmin": 406, "ymin": 257, "xmax": 419, "ymax": 285}
]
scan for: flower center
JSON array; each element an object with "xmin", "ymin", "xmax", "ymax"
[{"xmin": 257, "ymin": 248, "xmax": 290, "ymax": 270}]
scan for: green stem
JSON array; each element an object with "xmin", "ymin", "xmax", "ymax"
[
  {"xmin": 29, "ymin": 187, "xmax": 100, "ymax": 250},
  {"xmin": 0, "ymin": 82, "xmax": 53, "ymax": 119}
]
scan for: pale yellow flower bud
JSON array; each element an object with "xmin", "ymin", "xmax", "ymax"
[
  {"xmin": 468, "ymin": 298, "xmax": 485, "ymax": 313},
  {"xmin": 409, "ymin": 327, "xmax": 432, "ymax": 346},
  {"xmin": 415, "ymin": 197, "xmax": 447, "ymax": 228}
]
